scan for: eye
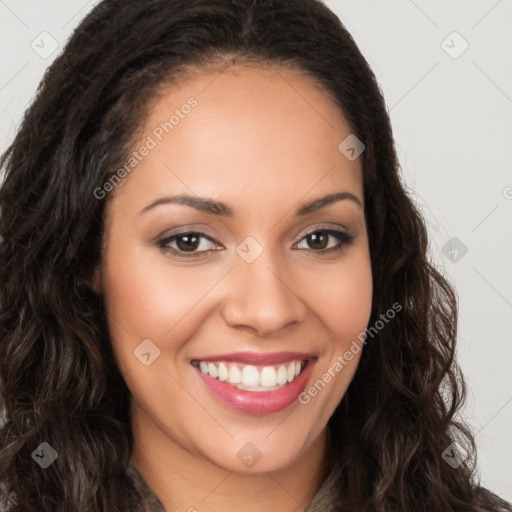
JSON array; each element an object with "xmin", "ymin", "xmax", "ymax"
[
  {"xmin": 294, "ymin": 229, "xmax": 354, "ymax": 254},
  {"xmin": 157, "ymin": 231, "xmax": 220, "ymax": 258},
  {"xmin": 157, "ymin": 228, "xmax": 355, "ymax": 260}
]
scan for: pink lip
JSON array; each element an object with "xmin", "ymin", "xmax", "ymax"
[
  {"xmin": 194, "ymin": 358, "xmax": 316, "ymax": 415},
  {"xmin": 191, "ymin": 351, "xmax": 315, "ymax": 365}
]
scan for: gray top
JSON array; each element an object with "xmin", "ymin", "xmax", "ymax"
[{"xmin": 126, "ymin": 463, "xmax": 512, "ymax": 512}]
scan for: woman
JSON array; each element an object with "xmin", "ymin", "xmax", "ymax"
[{"xmin": 0, "ymin": 0, "xmax": 510, "ymax": 511}]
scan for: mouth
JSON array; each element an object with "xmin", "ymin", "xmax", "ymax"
[
  {"xmin": 191, "ymin": 359, "xmax": 307, "ymax": 391},
  {"xmin": 191, "ymin": 352, "xmax": 316, "ymax": 415}
]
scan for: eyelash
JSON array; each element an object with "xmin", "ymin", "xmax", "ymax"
[{"xmin": 157, "ymin": 228, "xmax": 355, "ymax": 259}]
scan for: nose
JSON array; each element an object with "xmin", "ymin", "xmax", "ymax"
[{"xmin": 221, "ymin": 251, "xmax": 307, "ymax": 337}]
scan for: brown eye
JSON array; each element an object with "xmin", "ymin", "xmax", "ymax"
[
  {"xmin": 174, "ymin": 233, "xmax": 201, "ymax": 252},
  {"xmin": 158, "ymin": 231, "xmax": 219, "ymax": 258},
  {"xmin": 306, "ymin": 231, "xmax": 329, "ymax": 250},
  {"xmin": 295, "ymin": 229, "xmax": 354, "ymax": 254}
]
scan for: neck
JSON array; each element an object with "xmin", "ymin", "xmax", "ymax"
[{"xmin": 129, "ymin": 404, "xmax": 331, "ymax": 512}]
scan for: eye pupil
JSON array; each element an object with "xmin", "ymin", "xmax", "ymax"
[
  {"xmin": 308, "ymin": 232, "xmax": 328, "ymax": 250},
  {"xmin": 176, "ymin": 234, "xmax": 200, "ymax": 251}
]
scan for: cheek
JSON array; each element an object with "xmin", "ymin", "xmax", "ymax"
[
  {"xmin": 305, "ymin": 247, "xmax": 372, "ymax": 408},
  {"xmin": 100, "ymin": 238, "xmax": 233, "ymax": 377},
  {"xmin": 299, "ymin": 257, "xmax": 372, "ymax": 423},
  {"xmin": 330, "ymin": 267, "xmax": 373, "ymax": 346},
  {"xmin": 306, "ymin": 252, "xmax": 373, "ymax": 347},
  {"xmin": 101, "ymin": 242, "xmax": 215, "ymax": 337}
]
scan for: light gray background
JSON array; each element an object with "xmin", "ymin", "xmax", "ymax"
[{"xmin": 0, "ymin": 0, "xmax": 511, "ymax": 502}]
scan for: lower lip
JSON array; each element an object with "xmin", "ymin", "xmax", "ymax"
[{"xmin": 194, "ymin": 360, "xmax": 315, "ymax": 415}]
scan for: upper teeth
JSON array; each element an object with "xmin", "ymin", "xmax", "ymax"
[{"xmin": 196, "ymin": 360, "xmax": 304, "ymax": 390}]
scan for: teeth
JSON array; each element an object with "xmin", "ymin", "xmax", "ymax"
[
  {"xmin": 276, "ymin": 365, "xmax": 288, "ymax": 385},
  {"xmin": 228, "ymin": 365, "xmax": 242, "ymax": 384},
  {"xmin": 218, "ymin": 362, "xmax": 228, "ymax": 381},
  {"xmin": 287, "ymin": 363, "xmax": 295, "ymax": 382},
  {"xmin": 207, "ymin": 362, "xmax": 218, "ymax": 379},
  {"xmin": 195, "ymin": 359, "xmax": 306, "ymax": 391},
  {"xmin": 260, "ymin": 366, "xmax": 277, "ymax": 387},
  {"xmin": 241, "ymin": 365, "xmax": 260, "ymax": 387}
]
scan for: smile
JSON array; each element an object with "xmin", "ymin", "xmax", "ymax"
[
  {"xmin": 191, "ymin": 352, "xmax": 316, "ymax": 415},
  {"xmin": 192, "ymin": 359, "xmax": 307, "ymax": 390}
]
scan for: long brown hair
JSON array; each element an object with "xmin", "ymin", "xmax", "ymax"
[{"xmin": 0, "ymin": 1, "xmax": 509, "ymax": 510}]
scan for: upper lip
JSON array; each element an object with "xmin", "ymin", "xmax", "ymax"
[{"xmin": 191, "ymin": 351, "xmax": 316, "ymax": 365}]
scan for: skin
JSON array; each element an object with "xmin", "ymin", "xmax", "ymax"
[{"xmin": 91, "ymin": 63, "xmax": 373, "ymax": 511}]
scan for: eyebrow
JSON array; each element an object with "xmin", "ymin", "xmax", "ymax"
[{"xmin": 138, "ymin": 191, "xmax": 363, "ymax": 217}]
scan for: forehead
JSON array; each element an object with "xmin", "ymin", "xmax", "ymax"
[{"xmin": 109, "ymin": 63, "xmax": 363, "ymax": 220}]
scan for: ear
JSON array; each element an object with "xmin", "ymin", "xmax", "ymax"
[{"xmin": 88, "ymin": 264, "xmax": 103, "ymax": 294}]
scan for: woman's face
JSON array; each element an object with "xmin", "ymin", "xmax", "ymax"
[{"xmin": 95, "ymin": 64, "xmax": 373, "ymax": 473}]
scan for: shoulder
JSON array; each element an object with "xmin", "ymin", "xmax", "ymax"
[{"xmin": 474, "ymin": 486, "xmax": 512, "ymax": 512}]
